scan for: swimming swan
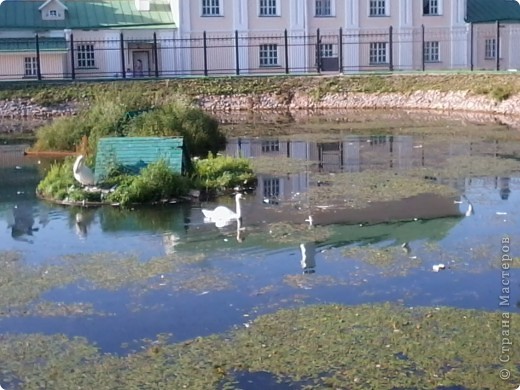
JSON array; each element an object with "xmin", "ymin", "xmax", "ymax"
[
  {"xmin": 202, "ymin": 193, "xmax": 243, "ymax": 228},
  {"xmin": 73, "ymin": 155, "xmax": 95, "ymax": 186}
]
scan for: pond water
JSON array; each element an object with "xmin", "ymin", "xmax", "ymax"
[{"xmin": 0, "ymin": 113, "xmax": 519, "ymax": 388}]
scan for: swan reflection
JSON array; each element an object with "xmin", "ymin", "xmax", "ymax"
[{"xmin": 300, "ymin": 242, "xmax": 316, "ymax": 274}]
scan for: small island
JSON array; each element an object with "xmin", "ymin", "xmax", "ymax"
[{"xmin": 34, "ymin": 90, "xmax": 256, "ymax": 207}]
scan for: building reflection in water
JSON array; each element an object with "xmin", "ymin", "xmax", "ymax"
[{"xmin": 227, "ymin": 135, "xmax": 476, "ymax": 206}]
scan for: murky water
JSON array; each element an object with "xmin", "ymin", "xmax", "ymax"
[{"xmin": 0, "ymin": 115, "xmax": 519, "ymax": 388}]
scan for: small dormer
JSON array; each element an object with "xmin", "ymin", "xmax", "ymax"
[
  {"xmin": 135, "ymin": 0, "xmax": 150, "ymax": 11},
  {"xmin": 39, "ymin": 0, "xmax": 68, "ymax": 21}
]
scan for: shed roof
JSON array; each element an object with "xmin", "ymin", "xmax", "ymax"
[
  {"xmin": 94, "ymin": 136, "xmax": 185, "ymax": 183},
  {"xmin": 0, "ymin": 0, "xmax": 175, "ymax": 30},
  {"xmin": 466, "ymin": 0, "xmax": 520, "ymax": 23}
]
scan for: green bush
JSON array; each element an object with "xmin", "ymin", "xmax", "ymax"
[
  {"xmin": 126, "ymin": 99, "xmax": 226, "ymax": 157},
  {"xmin": 107, "ymin": 160, "xmax": 190, "ymax": 207},
  {"xmin": 192, "ymin": 153, "xmax": 255, "ymax": 193},
  {"xmin": 36, "ymin": 157, "xmax": 99, "ymax": 202},
  {"xmin": 32, "ymin": 91, "xmax": 223, "ymax": 159}
]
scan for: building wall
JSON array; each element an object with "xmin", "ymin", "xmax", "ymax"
[{"xmin": 0, "ymin": 53, "xmax": 66, "ymax": 80}]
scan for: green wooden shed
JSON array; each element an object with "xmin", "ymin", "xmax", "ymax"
[{"xmin": 94, "ymin": 137, "xmax": 187, "ymax": 183}]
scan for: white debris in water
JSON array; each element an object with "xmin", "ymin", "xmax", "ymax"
[
  {"xmin": 432, "ymin": 263, "xmax": 446, "ymax": 272},
  {"xmin": 496, "ymin": 212, "xmax": 507, "ymax": 215}
]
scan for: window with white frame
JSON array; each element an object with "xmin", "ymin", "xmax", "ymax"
[
  {"xmin": 24, "ymin": 57, "xmax": 37, "ymax": 77},
  {"xmin": 261, "ymin": 140, "xmax": 280, "ymax": 152},
  {"xmin": 485, "ymin": 38, "xmax": 496, "ymax": 59},
  {"xmin": 76, "ymin": 44, "xmax": 95, "ymax": 68},
  {"xmin": 259, "ymin": 0, "xmax": 278, "ymax": 16},
  {"xmin": 263, "ymin": 178, "xmax": 280, "ymax": 198},
  {"xmin": 49, "ymin": 9, "xmax": 57, "ymax": 16},
  {"xmin": 424, "ymin": 41, "xmax": 439, "ymax": 62},
  {"xmin": 369, "ymin": 0, "xmax": 387, "ymax": 16},
  {"xmin": 369, "ymin": 42, "xmax": 387, "ymax": 64},
  {"xmin": 202, "ymin": 0, "xmax": 221, "ymax": 16},
  {"xmin": 315, "ymin": 0, "xmax": 331, "ymax": 16},
  {"xmin": 423, "ymin": 0, "xmax": 440, "ymax": 15},
  {"xmin": 259, "ymin": 44, "xmax": 278, "ymax": 66},
  {"xmin": 320, "ymin": 44, "xmax": 334, "ymax": 58}
]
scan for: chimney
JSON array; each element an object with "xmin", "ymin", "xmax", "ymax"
[{"xmin": 135, "ymin": 0, "xmax": 150, "ymax": 11}]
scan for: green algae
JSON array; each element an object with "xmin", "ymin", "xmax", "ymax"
[
  {"xmin": 251, "ymin": 156, "xmax": 315, "ymax": 176},
  {"xmin": 0, "ymin": 251, "xmax": 206, "ymax": 317},
  {"xmin": 342, "ymin": 245, "xmax": 422, "ymax": 276},
  {"xmin": 0, "ymin": 303, "xmax": 518, "ymax": 389},
  {"xmin": 411, "ymin": 155, "xmax": 520, "ymax": 180},
  {"xmin": 309, "ymin": 171, "xmax": 458, "ymax": 208},
  {"xmin": 267, "ymin": 222, "xmax": 333, "ymax": 244}
]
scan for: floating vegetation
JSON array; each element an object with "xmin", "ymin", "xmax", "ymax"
[
  {"xmin": 309, "ymin": 171, "xmax": 458, "ymax": 209},
  {"xmin": 0, "ymin": 304, "xmax": 517, "ymax": 389},
  {"xmin": 251, "ymin": 156, "xmax": 315, "ymax": 175},
  {"xmin": 342, "ymin": 245, "xmax": 422, "ymax": 276},
  {"xmin": 283, "ymin": 274, "xmax": 343, "ymax": 289},
  {"xmin": 411, "ymin": 155, "xmax": 520, "ymax": 180},
  {"xmin": 0, "ymin": 251, "xmax": 206, "ymax": 316},
  {"xmin": 268, "ymin": 222, "xmax": 332, "ymax": 244}
]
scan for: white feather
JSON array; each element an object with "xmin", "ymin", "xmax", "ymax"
[{"xmin": 73, "ymin": 155, "xmax": 95, "ymax": 186}]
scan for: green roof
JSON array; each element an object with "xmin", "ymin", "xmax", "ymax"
[
  {"xmin": 0, "ymin": 38, "xmax": 67, "ymax": 52},
  {"xmin": 466, "ymin": 0, "xmax": 520, "ymax": 23},
  {"xmin": 0, "ymin": 0, "xmax": 175, "ymax": 30}
]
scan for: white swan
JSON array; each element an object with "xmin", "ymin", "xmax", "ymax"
[
  {"xmin": 202, "ymin": 193, "xmax": 243, "ymax": 228},
  {"xmin": 73, "ymin": 155, "xmax": 95, "ymax": 186}
]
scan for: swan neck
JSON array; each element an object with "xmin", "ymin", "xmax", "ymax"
[{"xmin": 235, "ymin": 196, "xmax": 242, "ymax": 219}]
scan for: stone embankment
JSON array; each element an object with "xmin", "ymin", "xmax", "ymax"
[
  {"xmin": 0, "ymin": 99, "xmax": 77, "ymax": 119},
  {"xmin": 2, "ymin": 90, "xmax": 520, "ymax": 119}
]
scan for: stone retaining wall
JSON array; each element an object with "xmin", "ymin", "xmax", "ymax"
[{"xmin": 2, "ymin": 90, "xmax": 520, "ymax": 119}]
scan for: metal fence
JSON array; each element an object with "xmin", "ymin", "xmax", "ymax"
[{"xmin": 0, "ymin": 24, "xmax": 513, "ymax": 82}]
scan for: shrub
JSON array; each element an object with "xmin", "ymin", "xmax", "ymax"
[
  {"xmin": 126, "ymin": 99, "xmax": 226, "ymax": 157},
  {"xmin": 192, "ymin": 153, "xmax": 255, "ymax": 193},
  {"xmin": 107, "ymin": 160, "xmax": 190, "ymax": 207}
]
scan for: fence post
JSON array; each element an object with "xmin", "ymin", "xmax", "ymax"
[
  {"xmin": 120, "ymin": 32, "xmax": 126, "ymax": 78},
  {"xmin": 235, "ymin": 30, "xmax": 240, "ymax": 76},
  {"xmin": 421, "ymin": 24, "xmax": 425, "ymax": 71},
  {"xmin": 469, "ymin": 22, "xmax": 474, "ymax": 71},
  {"xmin": 339, "ymin": 27, "xmax": 343, "ymax": 74},
  {"xmin": 284, "ymin": 29, "xmax": 289, "ymax": 74},
  {"xmin": 388, "ymin": 26, "xmax": 393, "ymax": 71},
  {"xmin": 316, "ymin": 28, "xmax": 321, "ymax": 73},
  {"xmin": 496, "ymin": 20, "xmax": 500, "ymax": 71},
  {"xmin": 70, "ymin": 33, "xmax": 76, "ymax": 80},
  {"xmin": 203, "ymin": 31, "xmax": 208, "ymax": 76},
  {"xmin": 35, "ymin": 34, "xmax": 42, "ymax": 80},
  {"xmin": 153, "ymin": 32, "xmax": 159, "ymax": 77}
]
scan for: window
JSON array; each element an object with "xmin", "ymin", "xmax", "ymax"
[
  {"xmin": 423, "ymin": 0, "xmax": 439, "ymax": 15},
  {"xmin": 263, "ymin": 178, "xmax": 280, "ymax": 198},
  {"xmin": 77, "ymin": 44, "xmax": 95, "ymax": 68},
  {"xmin": 261, "ymin": 140, "xmax": 280, "ymax": 152},
  {"xmin": 320, "ymin": 44, "xmax": 334, "ymax": 58},
  {"xmin": 24, "ymin": 57, "xmax": 37, "ymax": 77},
  {"xmin": 259, "ymin": 44, "xmax": 278, "ymax": 66},
  {"xmin": 259, "ymin": 0, "xmax": 278, "ymax": 16},
  {"xmin": 485, "ymin": 38, "xmax": 496, "ymax": 59},
  {"xmin": 202, "ymin": 0, "xmax": 221, "ymax": 16},
  {"xmin": 369, "ymin": 42, "xmax": 387, "ymax": 64},
  {"xmin": 369, "ymin": 0, "xmax": 387, "ymax": 16},
  {"xmin": 424, "ymin": 41, "xmax": 439, "ymax": 62},
  {"xmin": 315, "ymin": 0, "xmax": 331, "ymax": 16}
]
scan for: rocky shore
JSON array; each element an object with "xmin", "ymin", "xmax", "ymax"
[{"xmin": 2, "ymin": 89, "xmax": 520, "ymax": 123}]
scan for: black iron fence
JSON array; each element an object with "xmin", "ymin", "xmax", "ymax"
[{"xmin": 0, "ymin": 23, "xmax": 513, "ymax": 82}]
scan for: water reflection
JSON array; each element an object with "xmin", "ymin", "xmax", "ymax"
[
  {"xmin": 300, "ymin": 242, "xmax": 316, "ymax": 274},
  {"xmin": 7, "ymin": 203, "xmax": 38, "ymax": 243}
]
